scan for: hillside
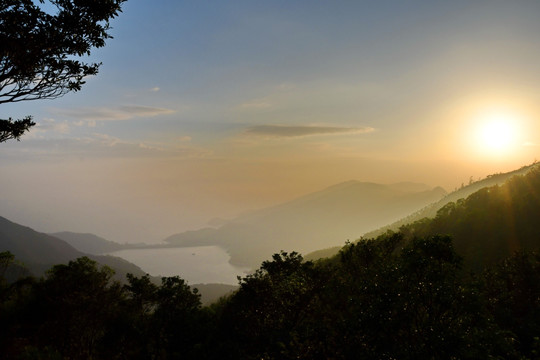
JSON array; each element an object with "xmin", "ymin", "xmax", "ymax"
[
  {"xmin": 396, "ymin": 166, "xmax": 540, "ymax": 270},
  {"xmin": 51, "ymin": 231, "xmax": 127, "ymax": 254},
  {"xmin": 165, "ymin": 180, "xmax": 447, "ymax": 267},
  {"xmin": 364, "ymin": 162, "xmax": 539, "ymax": 239},
  {"xmin": 0, "ymin": 216, "xmax": 147, "ymax": 280},
  {"xmin": 4, "ymin": 169, "xmax": 540, "ymax": 359},
  {"xmin": 305, "ymin": 162, "xmax": 540, "ymax": 261}
]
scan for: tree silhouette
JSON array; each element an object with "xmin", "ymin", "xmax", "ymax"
[
  {"xmin": 34, "ymin": 257, "xmax": 124, "ymax": 359},
  {"xmin": 0, "ymin": 0, "xmax": 127, "ymax": 142},
  {"xmin": 0, "ymin": 251, "xmax": 14, "ymax": 282},
  {"xmin": 216, "ymin": 251, "xmax": 327, "ymax": 359},
  {"xmin": 0, "ymin": 117, "xmax": 35, "ymax": 143}
]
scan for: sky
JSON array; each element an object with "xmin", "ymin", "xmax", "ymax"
[{"xmin": 2, "ymin": 0, "xmax": 540, "ymax": 243}]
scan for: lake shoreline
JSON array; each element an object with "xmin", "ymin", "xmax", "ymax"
[{"xmin": 107, "ymin": 245, "xmax": 251, "ymax": 285}]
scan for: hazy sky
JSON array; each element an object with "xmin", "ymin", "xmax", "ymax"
[{"xmin": 2, "ymin": 0, "xmax": 540, "ymax": 243}]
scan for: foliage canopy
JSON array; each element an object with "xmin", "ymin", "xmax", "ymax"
[
  {"xmin": 0, "ymin": 0, "xmax": 127, "ymax": 142},
  {"xmin": 2, "ymin": 237, "xmax": 540, "ymax": 359}
]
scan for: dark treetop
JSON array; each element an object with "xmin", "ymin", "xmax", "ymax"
[{"xmin": 0, "ymin": 0, "xmax": 127, "ymax": 142}]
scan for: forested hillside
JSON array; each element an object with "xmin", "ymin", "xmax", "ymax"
[
  {"xmin": 306, "ymin": 162, "xmax": 540, "ymax": 261},
  {"xmin": 2, "ymin": 235, "xmax": 540, "ymax": 359},
  {"xmin": 365, "ymin": 161, "xmax": 539, "ymax": 239},
  {"xmin": 0, "ymin": 216, "xmax": 147, "ymax": 281},
  {"xmin": 3, "ymin": 167, "xmax": 540, "ymax": 358},
  {"xmin": 398, "ymin": 166, "xmax": 540, "ymax": 270}
]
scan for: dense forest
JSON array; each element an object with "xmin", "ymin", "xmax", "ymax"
[
  {"xmin": 3, "ymin": 169, "xmax": 540, "ymax": 359},
  {"xmin": 398, "ymin": 166, "xmax": 540, "ymax": 271},
  {"xmin": 2, "ymin": 233, "xmax": 540, "ymax": 359}
]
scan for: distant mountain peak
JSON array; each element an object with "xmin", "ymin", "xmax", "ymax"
[{"xmin": 163, "ymin": 179, "xmax": 448, "ymax": 267}]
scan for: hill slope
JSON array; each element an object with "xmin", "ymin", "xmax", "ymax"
[
  {"xmin": 364, "ymin": 162, "xmax": 539, "ymax": 239},
  {"xmin": 397, "ymin": 165, "xmax": 540, "ymax": 270},
  {"xmin": 0, "ymin": 216, "xmax": 147, "ymax": 280},
  {"xmin": 51, "ymin": 231, "xmax": 126, "ymax": 254},
  {"xmin": 305, "ymin": 162, "xmax": 540, "ymax": 261},
  {"xmin": 165, "ymin": 180, "xmax": 447, "ymax": 267}
]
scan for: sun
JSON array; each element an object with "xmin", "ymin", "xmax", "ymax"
[
  {"xmin": 478, "ymin": 115, "xmax": 516, "ymax": 150},
  {"xmin": 474, "ymin": 111, "xmax": 520, "ymax": 155}
]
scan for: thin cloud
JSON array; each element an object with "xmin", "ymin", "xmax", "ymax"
[
  {"xmin": 523, "ymin": 141, "xmax": 539, "ymax": 147},
  {"xmin": 120, "ymin": 105, "xmax": 175, "ymax": 117},
  {"xmin": 2, "ymin": 134, "xmax": 212, "ymax": 160},
  {"xmin": 245, "ymin": 125, "xmax": 375, "ymax": 138},
  {"xmin": 50, "ymin": 105, "xmax": 175, "ymax": 121},
  {"xmin": 238, "ymin": 101, "xmax": 272, "ymax": 110},
  {"xmin": 35, "ymin": 118, "xmax": 70, "ymax": 134},
  {"xmin": 73, "ymin": 119, "xmax": 97, "ymax": 127},
  {"xmin": 150, "ymin": 87, "xmax": 160, "ymax": 92},
  {"xmin": 178, "ymin": 136, "xmax": 192, "ymax": 142}
]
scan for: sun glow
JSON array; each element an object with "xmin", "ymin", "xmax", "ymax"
[{"xmin": 473, "ymin": 110, "xmax": 521, "ymax": 156}]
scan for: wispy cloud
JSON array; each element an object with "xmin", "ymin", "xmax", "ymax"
[
  {"xmin": 244, "ymin": 125, "xmax": 375, "ymax": 138},
  {"xmin": 523, "ymin": 141, "xmax": 539, "ymax": 147},
  {"xmin": 238, "ymin": 100, "xmax": 272, "ymax": 110},
  {"xmin": 120, "ymin": 105, "xmax": 175, "ymax": 117},
  {"xmin": 82, "ymin": 133, "xmax": 211, "ymax": 158},
  {"xmin": 35, "ymin": 118, "xmax": 70, "ymax": 134},
  {"xmin": 73, "ymin": 119, "xmax": 97, "ymax": 127},
  {"xmin": 2, "ymin": 133, "xmax": 212, "ymax": 161},
  {"xmin": 50, "ymin": 105, "xmax": 175, "ymax": 122},
  {"xmin": 150, "ymin": 87, "xmax": 160, "ymax": 92},
  {"xmin": 178, "ymin": 136, "xmax": 192, "ymax": 142}
]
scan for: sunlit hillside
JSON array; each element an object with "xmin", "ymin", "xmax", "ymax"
[
  {"xmin": 398, "ymin": 165, "xmax": 540, "ymax": 270},
  {"xmin": 306, "ymin": 161, "xmax": 540, "ymax": 261}
]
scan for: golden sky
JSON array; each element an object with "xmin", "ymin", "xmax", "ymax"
[{"xmin": 1, "ymin": 1, "xmax": 540, "ymax": 242}]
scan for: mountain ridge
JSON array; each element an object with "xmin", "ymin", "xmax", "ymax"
[
  {"xmin": 305, "ymin": 161, "xmax": 540, "ymax": 261},
  {"xmin": 0, "ymin": 216, "xmax": 148, "ymax": 281},
  {"xmin": 395, "ymin": 164, "xmax": 540, "ymax": 270},
  {"xmin": 50, "ymin": 231, "xmax": 126, "ymax": 254},
  {"xmin": 364, "ymin": 161, "xmax": 540, "ymax": 239},
  {"xmin": 164, "ymin": 180, "xmax": 447, "ymax": 267}
]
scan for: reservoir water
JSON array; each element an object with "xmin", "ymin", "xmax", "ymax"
[{"xmin": 109, "ymin": 246, "xmax": 250, "ymax": 285}]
